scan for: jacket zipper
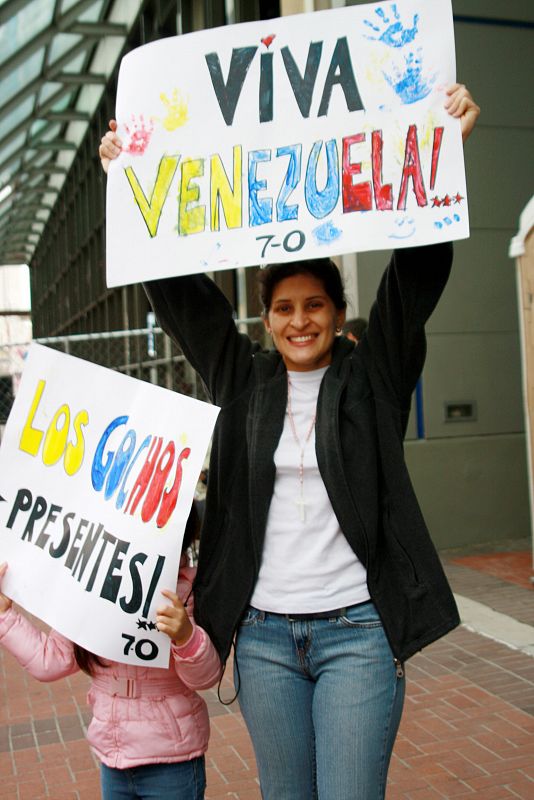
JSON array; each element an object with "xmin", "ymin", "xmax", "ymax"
[{"xmin": 394, "ymin": 658, "xmax": 404, "ymax": 678}]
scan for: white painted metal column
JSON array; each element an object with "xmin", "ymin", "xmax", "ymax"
[{"xmin": 509, "ymin": 195, "xmax": 534, "ymax": 582}]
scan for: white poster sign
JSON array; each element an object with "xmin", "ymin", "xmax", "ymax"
[
  {"xmin": 106, "ymin": 0, "xmax": 467, "ymax": 287},
  {"xmin": 0, "ymin": 344, "xmax": 219, "ymax": 667}
]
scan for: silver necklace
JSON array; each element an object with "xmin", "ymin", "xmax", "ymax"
[{"xmin": 286, "ymin": 374, "xmax": 316, "ymax": 522}]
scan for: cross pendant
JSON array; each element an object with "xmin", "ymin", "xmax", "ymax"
[{"xmin": 295, "ymin": 493, "xmax": 307, "ymax": 522}]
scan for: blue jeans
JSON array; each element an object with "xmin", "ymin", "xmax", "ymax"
[
  {"xmin": 235, "ymin": 602, "xmax": 405, "ymax": 800},
  {"xmin": 100, "ymin": 758, "xmax": 206, "ymax": 800}
]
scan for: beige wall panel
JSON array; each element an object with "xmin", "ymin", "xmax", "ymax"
[
  {"xmin": 355, "ymin": 248, "xmax": 391, "ymax": 320},
  {"xmin": 424, "ymin": 331, "xmax": 523, "ymax": 437},
  {"xmin": 453, "ymin": 0, "xmax": 534, "ymax": 24},
  {"xmin": 428, "ymin": 230, "xmax": 519, "ymax": 335},
  {"xmin": 454, "ymin": 21, "xmax": 534, "ymax": 130},
  {"xmin": 406, "ymin": 433, "xmax": 530, "ymax": 548},
  {"xmin": 464, "ymin": 127, "xmax": 534, "ymax": 232},
  {"xmin": 455, "ymin": 22, "xmax": 534, "ymax": 129}
]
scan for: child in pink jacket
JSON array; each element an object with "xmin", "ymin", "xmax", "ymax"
[{"xmin": 0, "ymin": 504, "xmax": 222, "ymax": 800}]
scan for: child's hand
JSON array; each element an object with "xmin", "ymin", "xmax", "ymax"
[
  {"xmin": 156, "ymin": 590, "xmax": 193, "ymax": 646},
  {"xmin": 98, "ymin": 119, "xmax": 122, "ymax": 174},
  {"xmin": 0, "ymin": 563, "xmax": 13, "ymax": 613}
]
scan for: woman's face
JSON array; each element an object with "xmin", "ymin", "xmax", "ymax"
[{"xmin": 263, "ymin": 272, "xmax": 345, "ymax": 372}]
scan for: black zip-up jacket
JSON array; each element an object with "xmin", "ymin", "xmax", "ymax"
[{"xmin": 145, "ymin": 241, "xmax": 459, "ymax": 665}]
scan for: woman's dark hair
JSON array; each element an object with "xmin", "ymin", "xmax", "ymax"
[
  {"xmin": 257, "ymin": 258, "xmax": 347, "ymax": 314},
  {"xmin": 73, "ymin": 502, "xmax": 200, "ymax": 676}
]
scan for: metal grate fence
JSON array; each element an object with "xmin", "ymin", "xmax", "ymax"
[
  {"xmin": 0, "ymin": 326, "xmax": 199, "ymax": 440},
  {"xmin": 0, "ymin": 317, "xmax": 265, "ymax": 441}
]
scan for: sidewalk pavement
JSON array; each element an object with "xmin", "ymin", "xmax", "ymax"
[{"xmin": 0, "ymin": 542, "xmax": 533, "ymax": 799}]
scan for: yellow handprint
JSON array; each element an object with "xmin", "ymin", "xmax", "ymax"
[{"xmin": 160, "ymin": 89, "xmax": 189, "ymax": 131}]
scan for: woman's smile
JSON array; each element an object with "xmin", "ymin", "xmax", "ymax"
[{"xmin": 288, "ymin": 334, "xmax": 317, "ymax": 343}]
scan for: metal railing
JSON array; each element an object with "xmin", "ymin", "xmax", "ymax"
[{"xmin": 0, "ymin": 316, "xmax": 264, "ymax": 439}]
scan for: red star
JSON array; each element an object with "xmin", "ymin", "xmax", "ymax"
[
  {"xmin": 442, "ymin": 195, "xmax": 451, "ymax": 207},
  {"xmin": 453, "ymin": 193, "xmax": 464, "ymax": 204},
  {"xmin": 431, "ymin": 196, "xmax": 442, "ymax": 207}
]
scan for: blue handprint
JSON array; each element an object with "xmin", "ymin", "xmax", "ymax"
[
  {"xmin": 383, "ymin": 49, "xmax": 436, "ymax": 104},
  {"xmin": 364, "ymin": 4, "xmax": 419, "ymax": 48}
]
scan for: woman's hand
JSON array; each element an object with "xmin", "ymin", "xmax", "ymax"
[
  {"xmin": 0, "ymin": 563, "xmax": 13, "ymax": 613},
  {"xmin": 156, "ymin": 589, "xmax": 194, "ymax": 646},
  {"xmin": 99, "ymin": 119, "xmax": 122, "ymax": 174},
  {"xmin": 445, "ymin": 84, "xmax": 480, "ymax": 143}
]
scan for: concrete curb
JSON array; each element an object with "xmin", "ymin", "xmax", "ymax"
[{"xmin": 455, "ymin": 592, "xmax": 534, "ymax": 657}]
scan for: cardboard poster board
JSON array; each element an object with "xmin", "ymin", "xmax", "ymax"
[
  {"xmin": 0, "ymin": 344, "xmax": 219, "ymax": 667},
  {"xmin": 106, "ymin": 0, "xmax": 467, "ymax": 287}
]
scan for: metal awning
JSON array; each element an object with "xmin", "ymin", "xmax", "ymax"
[{"xmin": 0, "ymin": 0, "xmax": 143, "ymax": 266}]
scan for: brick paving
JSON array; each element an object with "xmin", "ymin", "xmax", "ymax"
[
  {"xmin": 450, "ymin": 552, "xmax": 533, "ymax": 591},
  {"xmin": 443, "ymin": 563, "xmax": 534, "ymax": 631},
  {"xmin": 1, "ymin": 548, "xmax": 533, "ymax": 799}
]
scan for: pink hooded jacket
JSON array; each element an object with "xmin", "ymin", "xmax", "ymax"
[{"xmin": 0, "ymin": 561, "xmax": 222, "ymax": 769}]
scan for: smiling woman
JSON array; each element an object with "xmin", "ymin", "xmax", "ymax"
[
  {"xmin": 143, "ymin": 240, "xmax": 458, "ymax": 799},
  {"xmin": 258, "ymin": 259, "xmax": 346, "ymax": 372}
]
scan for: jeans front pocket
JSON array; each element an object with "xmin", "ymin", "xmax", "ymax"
[
  {"xmin": 338, "ymin": 601, "xmax": 383, "ymax": 629},
  {"xmin": 239, "ymin": 606, "xmax": 266, "ymax": 627}
]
